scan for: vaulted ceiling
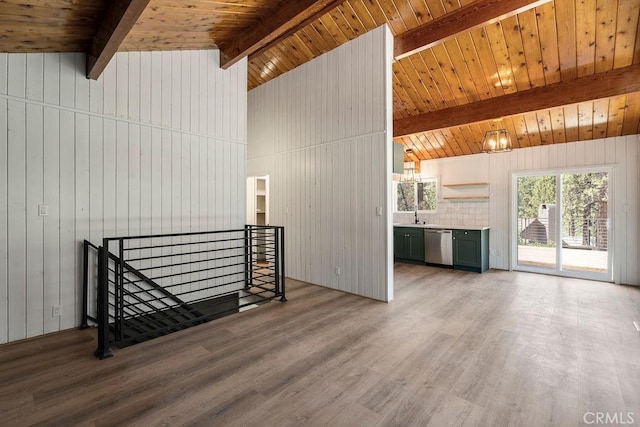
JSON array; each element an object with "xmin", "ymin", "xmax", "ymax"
[{"xmin": 1, "ymin": 0, "xmax": 639, "ymax": 160}]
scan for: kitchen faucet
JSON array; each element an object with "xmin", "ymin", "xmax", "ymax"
[{"xmin": 414, "ymin": 209, "xmax": 419, "ymax": 224}]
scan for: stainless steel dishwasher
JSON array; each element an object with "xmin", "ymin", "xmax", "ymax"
[{"xmin": 424, "ymin": 229, "xmax": 453, "ymax": 266}]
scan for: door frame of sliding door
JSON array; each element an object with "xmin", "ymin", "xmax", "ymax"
[{"xmin": 510, "ymin": 165, "xmax": 614, "ymax": 282}]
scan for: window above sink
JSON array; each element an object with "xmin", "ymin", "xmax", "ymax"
[{"xmin": 394, "ymin": 178, "xmax": 437, "ymax": 213}]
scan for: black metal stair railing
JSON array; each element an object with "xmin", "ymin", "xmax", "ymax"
[{"xmin": 83, "ymin": 225, "xmax": 285, "ymax": 359}]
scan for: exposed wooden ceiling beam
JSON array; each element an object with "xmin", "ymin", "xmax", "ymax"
[
  {"xmin": 218, "ymin": 0, "xmax": 348, "ymax": 70},
  {"xmin": 393, "ymin": 64, "xmax": 640, "ymax": 137},
  {"xmin": 395, "ymin": 0, "xmax": 552, "ymax": 60},
  {"xmin": 86, "ymin": 0, "xmax": 151, "ymax": 80}
]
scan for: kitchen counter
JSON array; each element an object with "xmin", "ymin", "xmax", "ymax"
[
  {"xmin": 393, "ymin": 224, "xmax": 490, "ymax": 231},
  {"xmin": 394, "ymin": 224, "xmax": 490, "ymax": 272}
]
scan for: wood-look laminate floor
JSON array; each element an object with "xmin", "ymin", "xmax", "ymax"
[{"xmin": 2, "ymin": 265, "xmax": 640, "ymax": 426}]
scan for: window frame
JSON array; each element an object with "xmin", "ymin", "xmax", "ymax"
[{"xmin": 393, "ymin": 178, "xmax": 438, "ymax": 213}]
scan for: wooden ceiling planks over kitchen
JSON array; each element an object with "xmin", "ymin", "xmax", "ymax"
[{"xmin": 0, "ymin": 0, "xmax": 638, "ymax": 159}]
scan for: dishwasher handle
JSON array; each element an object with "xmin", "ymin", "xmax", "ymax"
[{"xmin": 425, "ymin": 229, "xmax": 452, "ymax": 234}]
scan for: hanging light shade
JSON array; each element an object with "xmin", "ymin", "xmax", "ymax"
[
  {"xmin": 400, "ymin": 167, "xmax": 420, "ymax": 182},
  {"xmin": 482, "ymin": 129, "xmax": 512, "ymax": 153},
  {"xmin": 400, "ymin": 147, "xmax": 422, "ymax": 182}
]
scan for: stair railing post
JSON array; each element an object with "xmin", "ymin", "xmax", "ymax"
[
  {"xmin": 80, "ymin": 240, "xmax": 90, "ymax": 329},
  {"xmin": 118, "ymin": 239, "xmax": 125, "ymax": 343},
  {"xmin": 279, "ymin": 227, "xmax": 286, "ymax": 302},
  {"xmin": 94, "ymin": 239, "xmax": 113, "ymax": 359},
  {"xmin": 244, "ymin": 225, "xmax": 250, "ymax": 289},
  {"xmin": 274, "ymin": 227, "xmax": 280, "ymax": 296},
  {"xmin": 248, "ymin": 225, "xmax": 254, "ymax": 288}
]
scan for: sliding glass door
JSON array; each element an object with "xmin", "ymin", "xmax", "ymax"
[
  {"xmin": 560, "ymin": 172, "xmax": 609, "ymax": 275},
  {"xmin": 515, "ymin": 174, "xmax": 557, "ymax": 271},
  {"xmin": 513, "ymin": 168, "xmax": 611, "ymax": 281}
]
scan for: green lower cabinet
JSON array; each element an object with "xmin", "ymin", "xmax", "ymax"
[
  {"xmin": 394, "ymin": 227, "xmax": 425, "ymax": 264},
  {"xmin": 453, "ymin": 229, "xmax": 489, "ymax": 273}
]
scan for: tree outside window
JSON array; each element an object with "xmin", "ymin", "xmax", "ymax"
[{"xmin": 395, "ymin": 180, "xmax": 437, "ymax": 212}]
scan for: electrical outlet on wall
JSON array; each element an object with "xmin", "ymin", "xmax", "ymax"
[
  {"xmin": 335, "ymin": 267, "xmax": 341, "ymax": 276},
  {"xmin": 52, "ymin": 305, "xmax": 62, "ymax": 317}
]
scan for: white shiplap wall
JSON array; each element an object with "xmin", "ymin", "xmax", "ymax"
[
  {"xmin": 488, "ymin": 136, "xmax": 639, "ymax": 285},
  {"xmin": 247, "ymin": 25, "xmax": 394, "ymax": 301},
  {"xmin": 0, "ymin": 50, "xmax": 248, "ymax": 344}
]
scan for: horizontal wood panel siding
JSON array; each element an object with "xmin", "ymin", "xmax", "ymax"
[
  {"xmin": 0, "ymin": 50, "xmax": 247, "ymax": 344},
  {"xmin": 247, "ymin": 25, "xmax": 393, "ymax": 301},
  {"xmin": 488, "ymin": 135, "xmax": 639, "ymax": 285}
]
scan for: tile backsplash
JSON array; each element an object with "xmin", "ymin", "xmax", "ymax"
[{"xmin": 393, "ymin": 201, "xmax": 489, "ymax": 226}]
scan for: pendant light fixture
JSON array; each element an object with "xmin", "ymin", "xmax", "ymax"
[
  {"xmin": 400, "ymin": 147, "xmax": 422, "ymax": 182},
  {"xmin": 482, "ymin": 128, "xmax": 511, "ymax": 153},
  {"xmin": 400, "ymin": 167, "xmax": 420, "ymax": 182}
]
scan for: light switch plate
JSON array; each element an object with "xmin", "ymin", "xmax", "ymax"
[
  {"xmin": 376, "ymin": 207, "xmax": 383, "ymax": 216},
  {"xmin": 38, "ymin": 205, "xmax": 49, "ymax": 216}
]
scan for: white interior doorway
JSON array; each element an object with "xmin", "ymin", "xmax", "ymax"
[
  {"xmin": 247, "ymin": 175, "xmax": 269, "ymax": 226},
  {"xmin": 512, "ymin": 167, "xmax": 612, "ymax": 282}
]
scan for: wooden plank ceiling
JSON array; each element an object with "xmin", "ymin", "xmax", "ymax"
[
  {"xmin": 0, "ymin": 0, "xmax": 105, "ymax": 52},
  {"xmin": 0, "ymin": 0, "xmax": 639, "ymax": 160}
]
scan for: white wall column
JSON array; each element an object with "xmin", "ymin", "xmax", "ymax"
[{"xmin": 247, "ymin": 25, "xmax": 394, "ymax": 301}]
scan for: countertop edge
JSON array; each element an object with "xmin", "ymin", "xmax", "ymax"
[{"xmin": 393, "ymin": 224, "xmax": 490, "ymax": 231}]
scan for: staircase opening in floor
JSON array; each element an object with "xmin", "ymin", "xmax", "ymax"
[{"xmin": 82, "ymin": 225, "xmax": 286, "ymax": 359}]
